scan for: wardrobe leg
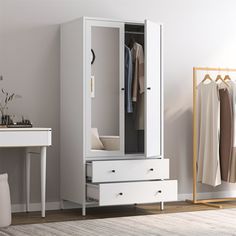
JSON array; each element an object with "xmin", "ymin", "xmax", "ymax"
[
  {"xmin": 160, "ymin": 202, "xmax": 164, "ymax": 211},
  {"xmin": 82, "ymin": 204, "xmax": 86, "ymax": 216},
  {"xmin": 60, "ymin": 200, "xmax": 64, "ymax": 210}
]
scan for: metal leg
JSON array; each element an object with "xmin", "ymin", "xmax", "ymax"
[
  {"xmin": 82, "ymin": 204, "xmax": 86, "ymax": 216},
  {"xmin": 41, "ymin": 146, "xmax": 47, "ymax": 218},
  {"xmin": 60, "ymin": 200, "xmax": 64, "ymax": 210},
  {"xmin": 26, "ymin": 148, "xmax": 31, "ymax": 213},
  {"xmin": 160, "ymin": 202, "xmax": 164, "ymax": 211}
]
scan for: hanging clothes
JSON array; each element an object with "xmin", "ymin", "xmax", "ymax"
[
  {"xmin": 136, "ymin": 93, "xmax": 144, "ymax": 130},
  {"xmin": 125, "ymin": 45, "xmax": 133, "ymax": 113},
  {"xmin": 218, "ymin": 84, "xmax": 234, "ymax": 182},
  {"xmin": 197, "ymin": 81, "xmax": 221, "ymax": 187},
  {"xmin": 227, "ymin": 80, "xmax": 236, "ymax": 183},
  {"xmin": 131, "ymin": 42, "xmax": 144, "ymax": 101},
  {"xmin": 131, "ymin": 42, "xmax": 144, "ymax": 130}
]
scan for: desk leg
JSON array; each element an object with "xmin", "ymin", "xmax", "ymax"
[
  {"xmin": 41, "ymin": 146, "xmax": 47, "ymax": 218},
  {"xmin": 25, "ymin": 148, "xmax": 31, "ymax": 213},
  {"xmin": 160, "ymin": 201, "xmax": 164, "ymax": 211}
]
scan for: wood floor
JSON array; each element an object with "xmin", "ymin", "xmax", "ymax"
[{"xmin": 12, "ymin": 201, "xmax": 236, "ymax": 225}]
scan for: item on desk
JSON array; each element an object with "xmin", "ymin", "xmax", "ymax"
[
  {"xmin": 1, "ymin": 115, "xmax": 13, "ymax": 126},
  {"xmin": 6, "ymin": 117, "xmax": 33, "ymax": 128},
  {"xmin": 7, "ymin": 124, "xmax": 33, "ymax": 128},
  {"xmin": 0, "ymin": 88, "xmax": 22, "ymax": 122}
]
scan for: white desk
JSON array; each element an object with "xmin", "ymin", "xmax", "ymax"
[{"xmin": 0, "ymin": 128, "xmax": 52, "ymax": 218}]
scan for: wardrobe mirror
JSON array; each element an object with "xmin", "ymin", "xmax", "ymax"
[{"xmin": 90, "ymin": 26, "xmax": 120, "ymax": 151}]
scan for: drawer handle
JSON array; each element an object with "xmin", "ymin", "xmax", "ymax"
[
  {"xmin": 150, "ymin": 168, "xmax": 154, "ymax": 171},
  {"xmin": 119, "ymin": 192, "xmax": 123, "ymax": 196},
  {"xmin": 111, "ymin": 170, "xmax": 116, "ymax": 173},
  {"xmin": 157, "ymin": 190, "xmax": 162, "ymax": 194}
]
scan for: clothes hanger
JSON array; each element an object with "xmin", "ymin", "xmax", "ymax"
[
  {"xmin": 128, "ymin": 37, "xmax": 136, "ymax": 49},
  {"xmin": 202, "ymin": 73, "xmax": 212, "ymax": 83},
  {"xmin": 215, "ymin": 74, "xmax": 222, "ymax": 82},
  {"xmin": 224, "ymin": 74, "xmax": 231, "ymax": 81},
  {"xmin": 215, "ymin": 74, "xmax": 229, "ymax": 87},
  {"xmin": 222, "ymin": 68, "xmax": 231, "ymax": 81},
  {"xmin": 214, "ymin": 67, "xmax": 228, "ymax": 86}
]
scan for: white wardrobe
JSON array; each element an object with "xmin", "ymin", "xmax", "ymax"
[{"xmin": 60, "ymin": 17, "xmax": 177, "ymax": 216}]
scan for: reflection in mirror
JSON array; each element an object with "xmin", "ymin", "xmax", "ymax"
[{"xmin": 90, "ymin": 26, "xmax": 120, "ymax": 151}]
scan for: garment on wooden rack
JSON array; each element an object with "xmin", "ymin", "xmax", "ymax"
[
  {"xmin": 227, "ymin": 81, "xmax": 236, "ymax": 182},
  {"xmin": 197, "ymin": 81, "xmax": 221, "ymax": 187},
  {"xmin": 218, "ymin": 83, "xmax": 233, "ymax": 182},
  {"xmin": 125, "ymin": 45, "xmax": 133, "ymax": 113},
  {"xmin": 131, "ymin": 42, "xmax": 144, "ymax": 130}
]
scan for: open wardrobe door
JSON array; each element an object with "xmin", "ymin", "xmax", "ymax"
[
  {"xmin": 85, "ymin": 20, "xmax": 125, "ymax": 157},
  {"xmin": 145, "ymin": 20, "xmax": 162, "ymax": 158}
]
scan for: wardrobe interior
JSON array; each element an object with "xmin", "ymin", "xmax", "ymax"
[
  {"xmin": 125, "ymin": 24, "xmax": 144, "ymax": 154},
  {"xmin": 90, "ymin": 23, "xmax": 145, "ymax": 155}
]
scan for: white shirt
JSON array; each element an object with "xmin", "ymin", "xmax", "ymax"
[{"xmin": 197, "ymin": 81, "xmax": 221, "ymax": 186}]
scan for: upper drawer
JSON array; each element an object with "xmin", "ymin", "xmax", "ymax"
[
  {"xmin": 86, "ymin": 159, "xmax": 169, "ymax": 183},
  {"xmin": 0, "ymin": 129, "xmax": 52, "ymax": 147}
]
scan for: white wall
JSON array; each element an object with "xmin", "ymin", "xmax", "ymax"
[{"xmin": 1, "ymin": 0, "xmax": 236, "ymax": 206}]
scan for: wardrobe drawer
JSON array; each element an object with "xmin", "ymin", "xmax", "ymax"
[
  {"xmin": 86, "ymin": 159, "xmax": 169, "ymax": 183},
  {"xmin": 87, "ymin": 180, "xmax": 177, "ymax": 206}
]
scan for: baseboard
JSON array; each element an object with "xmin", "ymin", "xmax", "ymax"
[
  {"xmin": 178, "ymin": 191, "xmax": 236, "ymax": 201},
  {"xmin": 11, "ymin": 202, "xmax": 61, "ymax": 213},
  {"xmin": 11, "ymin": 191, "xmax": 236, "ymax": 213}
]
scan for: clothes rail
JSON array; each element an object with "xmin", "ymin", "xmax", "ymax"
[
  {"xmin": 125, "ymin": 31, "xmax": 144, "ymax": 35},
  {"xmin": 186, "ymin": 67, "xmax": 236, "ymax": 209}
]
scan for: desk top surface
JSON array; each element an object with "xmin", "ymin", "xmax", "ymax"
[{"xmin": 0, "ymin": 128, "xmax": 51, "ymax": 132}]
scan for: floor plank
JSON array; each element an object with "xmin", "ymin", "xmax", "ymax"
[{"xmin": 12, "ymin": 201, "xmax": 236, "ymax": 225}]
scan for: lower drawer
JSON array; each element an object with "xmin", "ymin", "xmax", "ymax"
[{"xmin": 87, "ymin": 180, "xmax": 177, "ymax": 206}]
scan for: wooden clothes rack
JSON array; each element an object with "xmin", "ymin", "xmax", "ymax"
[{"xmin": 187, "ymin": 67, "xmax": 236, "ymax": 208}]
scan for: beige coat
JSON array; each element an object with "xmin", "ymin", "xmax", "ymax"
[
  {"xmin": 131, "ymin": 42, "xmax": 144, "ymax": 130},
  {"xmin": 197, "ymin": 82, "xmax": 221, "ymax": 187}
]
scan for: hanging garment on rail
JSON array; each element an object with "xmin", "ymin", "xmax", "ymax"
[
  {"xmin": 197, "ymin": 81, "xmax": 221, "ymax": 187},
  {"xmin": 135, "ymin": 93, "xmax": 144, "ymax": 130},
  {"xmin": 125, "ymin": 45, "xmax": 133, "ymax": 113},
  {"xmin": 131, "ymin": 42, "xmax": 144, "ymax": 130},
  {"xmin": 218, "ymin": 84, "xmax": 233, "ymax": 182},
  {"xmin": 227, "ymin": 81, "xmax": 236, "ymax": 182},
  {"xmin": 131, "ymin": 42, "xmax": 144, "ymax": 101}
]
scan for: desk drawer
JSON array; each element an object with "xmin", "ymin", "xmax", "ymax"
[
  {"xmin": 86, "ymin": 159, "xmax": 169, "ymax": 183},
  {"xmin": 0, "ymin": 130, "xmax": 51, "ymax": 147},
  {"xmin": 87, "ymin": 180, "xmax": 177, "ymax": 206}
]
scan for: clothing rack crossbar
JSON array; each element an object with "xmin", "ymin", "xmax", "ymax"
[
  {"xmin": 193, "ymin": 67, "xmax": 236, "ymax": 72},
  {"xmin": 186, "ymin": 66, "xmax": 236, "ymax": 208}
]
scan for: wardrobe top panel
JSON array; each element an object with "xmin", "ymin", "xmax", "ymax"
[
  {"xmin": 65, "ymin": 16, "xmax": 145, "ymax": 25},
  {"xmin": 84, "ymin": 16, "xmax": 145, "ymax": 25}
]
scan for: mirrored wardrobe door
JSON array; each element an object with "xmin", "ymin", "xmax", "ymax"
[{"xmin": 85, "ymin": 20, "xmax": 124, "ymax": 157}]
